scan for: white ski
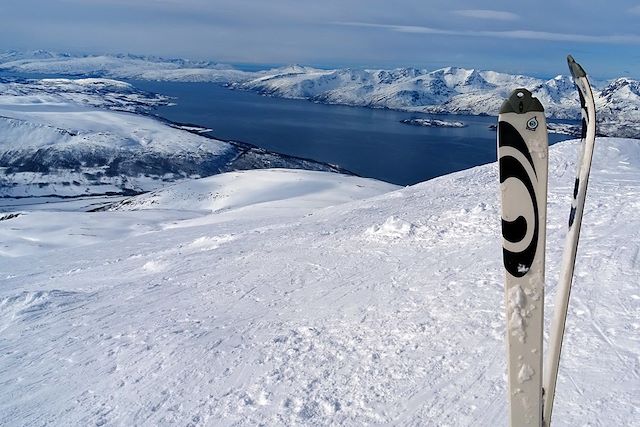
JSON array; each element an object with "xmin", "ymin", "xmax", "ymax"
[
  {"xmin": 542, "ymin": 55, "xmax": 597, "ymax": 426},
  {"xmin": 498, "ymin": 88, "xmax": 549, "ymax": 426}
]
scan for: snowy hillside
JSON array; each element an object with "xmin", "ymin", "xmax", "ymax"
[
  {"xmin": 0, "ymin": 78, "xmax": 348, "ymax": 197},
  {"xmin": 0, "ymin": 76, "xmax": 170, "ymax": 113},
  {"xmin": 0, "ymin": 138, "xmax": 638, "ymax": 425},
  {"xmin": 107, "ymin": 169, "xmax": 398, "ymax": 218},
  {"xmin": 0, "ymin": 170, "xmax": 397, "ymax": 258},
  {"xmin": 2, "ymin": 51, "xmax": 638, "ymax": 138}
]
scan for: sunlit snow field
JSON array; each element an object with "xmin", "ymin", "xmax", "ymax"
[{"xmin": 1, "ymin": 138, "xmax": 638, "ymax": 425}]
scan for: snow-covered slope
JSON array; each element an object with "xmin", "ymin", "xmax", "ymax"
[
  {"xmin": 2, "ymin": 51, "xmax": 636, "ymax": 138},
  {"xmin": 0, "ymin": 76, "xmax": 170, "ymax": 113},
  {"xmin": 108, "ymin": 169, "xmax": 398, "ymax": 218},
  {"xmin": 0, "ymin": 78, "xmax": 349, "ymax": 197},
  {"xmin": 0, "ymin": 138, "xmax": 637, "ymax": 425},
  {"xmin": 0, "ymin": 104, "xmax": 234, "ymax": 197},
  {"xmin": 0, "ymin": 170, "xmax": 396, "ymax": 258}
]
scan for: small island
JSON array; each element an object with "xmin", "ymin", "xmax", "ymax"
[
  {"xmin": 400, "ymin": 118, "xmax": 467, "ymax": 128},
  {"xmin": 546, "ymin": 122, "xmax": 580, "ymax": 136},
  {"xmin": 169, "ymin": 124, "xmax": 214, "ymax": 133},
  {"xmin": 488, "ymin": 123, "xmax": 580, "ymax": 136}
]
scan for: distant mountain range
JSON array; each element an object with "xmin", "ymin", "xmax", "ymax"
[
  {"xmin": 2, "ymin": 51, "xmax": 638, "ymax": 138},
  {"xmin": 1, "ymin": 51, "xmax": 638, "ymax": 197},
  {"xmin": 236, "ymin": 66, "xmax": 638, "ymax": 138}
]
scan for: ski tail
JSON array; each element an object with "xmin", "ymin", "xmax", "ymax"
[
  {"xmin": 542, "ymin": 55, "xmax": 597, "ymax": 426},
  {"xmin": 498, "ymin": 89, "xmax": 548, "ymax": 426}
]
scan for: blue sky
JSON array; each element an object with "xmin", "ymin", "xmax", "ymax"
[{"xmin": 1, "ymin": 0, "xmax": 639, "ymax": 78}]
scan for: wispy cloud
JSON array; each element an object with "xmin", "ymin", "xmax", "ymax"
[
  {"xmin": 453, "ymin": 9, "xmax": 519, "ymax": 21},
  {"xmin": 630, "ymin": 5, "xmax": 640, "ymax": 15},
  {"xmin": 336, "ymin": 22, "xmax": 448, "ymax": 35},
  {"xmin": 334, "ymin": 21, "xmax": 640, "ymax": 44}
]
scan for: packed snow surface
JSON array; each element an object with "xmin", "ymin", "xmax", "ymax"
[{"xmin": 1, "ymin": 138, "xmax": 638, "ymax": 425}]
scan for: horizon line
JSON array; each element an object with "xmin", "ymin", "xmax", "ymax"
[{"xmin": 1, "ymin": 48, "xmax": 637, "ymax": 81}]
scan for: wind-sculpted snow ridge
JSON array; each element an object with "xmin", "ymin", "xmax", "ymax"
[
  {"xmin": 0, "ymin": 138, "xmax": 638, "ymax": 425},
  {"xmin": 2, "ymin": 51, "xmax": 637, "ymax": 137},
  {"xmin": 0, "ymin": 78, "xmax": 351, "ymax": 198}
]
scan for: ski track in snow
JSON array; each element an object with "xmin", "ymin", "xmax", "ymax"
[{"xmin": 0, "ymin": 139, "xmax": 639, "ymax": 425}]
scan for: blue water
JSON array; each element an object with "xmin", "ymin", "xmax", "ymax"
[
  {"xmin": 132, "ymin": 81, "xmax": 567, "ymax": 185},
  {"xmin": 0, "ymin": 71, "xmax": 569, "ymax": 186}
]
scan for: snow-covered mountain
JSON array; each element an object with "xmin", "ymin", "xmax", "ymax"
[
  {"xmin": 0, "ymin": 77, "xmax": 348, "ymax": 198},
  {"xmin": 239, "ymin": 68, "xmax": 639, "ymax": 138},
  {"xmin": 1, "ymin": 137, "xmax": 638, "ymax": 425},
  {"xmin": 0, "ymin": 50, "xmax": 251, "ymax": 83},
  {"xmin": 595, "ymin": 78, "xmax": 640, "ymax": 138},
  {"xmin": 0, "ymin": 76, "xmax": 170, "ymax": 113},
  {"xmin": 1, "ymin": 51, "xmax": 637, "ymax": 138}
]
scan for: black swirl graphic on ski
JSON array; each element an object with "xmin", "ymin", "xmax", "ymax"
[{"xmin": 498, "ymin": 121, "xmax": 539, "ymax": 277}]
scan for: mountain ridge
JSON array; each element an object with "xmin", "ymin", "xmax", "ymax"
[{"xmin": 2, "ymin": 51, "xmax": 635, "ymax": 137}]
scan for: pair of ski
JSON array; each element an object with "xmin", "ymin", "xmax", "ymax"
[{"xmin": 498, "ymin": 55, "xmax": 597, "ymax": 426}]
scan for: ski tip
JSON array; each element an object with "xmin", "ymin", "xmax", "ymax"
[
  {"xmin": 567, "ymin": 55, "xmax": 587, "ymax": 79},
  {"xmin": 499, "ymin": 88, "xmax": 544, "ymax": 114}
]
